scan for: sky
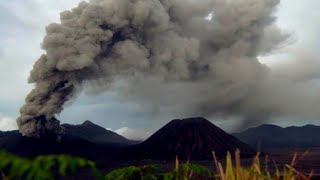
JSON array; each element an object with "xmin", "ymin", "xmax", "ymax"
[{"xmin": 0, "ymin": 0, "xmax": 320, "ymax": 139}]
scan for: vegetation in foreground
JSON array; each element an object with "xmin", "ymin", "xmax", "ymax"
[{"xmin": 0, "ymin": 150, "xmax": 313, "ymax": 180}]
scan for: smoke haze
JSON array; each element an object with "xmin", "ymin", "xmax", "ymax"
[{"xmin": 17, "ymin": 0, "xmax": 317, "ymax": 139}]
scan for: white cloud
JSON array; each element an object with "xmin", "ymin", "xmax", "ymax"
[
  {"xmin": 115, "ymin": 127, "xmax": 151, "ymax": 141},
  {"xmin": 105, "ymin": 127, "xmax": 113, "ymax": 131},
  {"xmin": 0, "ymin": 114, "xmax": 17, "ymax": 131}
]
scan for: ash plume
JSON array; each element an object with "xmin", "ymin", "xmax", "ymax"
[{"xmin": 18, "ymin": 0, "xmax": 297, "ymax": 138}]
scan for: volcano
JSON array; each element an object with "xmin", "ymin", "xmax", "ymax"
[{"xmin": 133, "ymin": 117, "xmax": 257, "ymax": 160}]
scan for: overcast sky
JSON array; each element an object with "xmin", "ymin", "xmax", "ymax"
[{"xmin": 0, "ymin": 0, "xmax": 320, "ymax": 137}]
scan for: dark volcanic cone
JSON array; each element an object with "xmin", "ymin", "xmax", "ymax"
[{"xmin": 135, "ymin": 117, "xmax": 256, "ymax": 160}]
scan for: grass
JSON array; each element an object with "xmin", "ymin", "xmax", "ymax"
[
  {"xmin": 0, "ymin": 150, "xmax": 314, "ymax": 180},
  {"xmin": 211, "ymin": 150, "xmax": 313, "ymax": 180}
]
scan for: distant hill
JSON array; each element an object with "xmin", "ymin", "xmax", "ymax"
[
  {"xmin": 0, "ymin": 131, "xmax": 5, "ymax": 136},
  {"xmin": 0, "ymin": 129, "xmax": 116, "ymax": 160},
  {"xmin": 131, "ymin": 117, "xmax": 256, "ymax": 160},
  {"xmin": 233, "ymin": 124, "xmax": 320, "ymax": 149},
  {"xmin": 0, "ymin": 121, "xmax": 139, "ymax": 160},
  {"xmin": 62, "ymin": 120, "xmax": 140, "ymax": 145}
]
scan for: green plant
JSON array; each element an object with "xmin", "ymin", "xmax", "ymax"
[
  {"xmin": 105, "ymin": 165, "xmax": 164, "ymax": 180},
  {"xmin": 0, "ymin": 151, "xmax": 101, "ymax": 180},
  {"xmin": 105, "ymin": 156, "xmax": 213, "ymax": 180},
  {"xmin": 161, "ymin": 157, "xmax": 213, "ymax": 180}
]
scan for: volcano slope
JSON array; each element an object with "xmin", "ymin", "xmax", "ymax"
[
  {"xmin": 129, "ymin": 117, "xmax": 256, "ymax": 160},
  {"xmin": 0, "ymin": 121, "xmax": 137, "ymax": 160},
  {"xmin": 62, "ymin": 120, "xmax": 140, "ymax": 145}
]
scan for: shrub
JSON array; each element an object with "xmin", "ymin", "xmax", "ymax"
[
  {"xmin": 105, "ymin": 165, "xmax": 163, "ymax": 180},
  {"xmin": 0, "ymin": 152, "xmax": 100, "ymax": 180}
]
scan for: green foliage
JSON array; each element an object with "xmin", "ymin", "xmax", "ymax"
[
  {"xmin": 105, "ymin": 165, "xmax": 163, "ymax": 180},
  {"xmin": 0, "ymin": 151, "xmax": 100, "ymax": 180},
  {"xmin": 105, "ymin": 163, "xmax": 212, "ymax": 180},
  {"xmin": 163, "ymin": 163, "xmax": 213, "ymax": 180}
]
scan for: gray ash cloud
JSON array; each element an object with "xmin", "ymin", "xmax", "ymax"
[{"xmin": 19, "ymin": 0, "xmax": 311, "ymax": 139}]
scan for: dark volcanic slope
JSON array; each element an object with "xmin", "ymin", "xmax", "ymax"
[
  {"xmin": 233, "ymin": 124, "xmax": 320, "ymax": 149},
  {"xmin": 133, "ymin": 117, "xmax": 256, "ymax": 160},
  {"xmin": 62, "ymin": 120, "xmax": 139, "ymax": 145},
  {"xmin": 0, "ymin": 121, "xmax": 137, "ymax": 160},
  {"xmin": 0, "ymin": 130, "xmax": 119, "ymax": 160}
]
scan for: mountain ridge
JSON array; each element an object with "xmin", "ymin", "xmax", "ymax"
[
  {"xmin": 0, "ymin": 118, "xmax": 257, "ymax": 160},
  {"xmin": 62, "ymin": 120, "xmax": 140, "ymax": 145},
  {"xmin": 233, "ymin": 124, "xmax": 320, "ymax": 149}
]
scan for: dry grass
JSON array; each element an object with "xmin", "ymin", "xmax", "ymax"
[{"xmin": 209, "ymin": 150, "xmax": 313, "ymax": 180}]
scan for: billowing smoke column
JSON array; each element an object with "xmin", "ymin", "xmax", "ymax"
[{"xmin": 18, "ymin": 0, "xmax": 289, "ymax": 138}]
